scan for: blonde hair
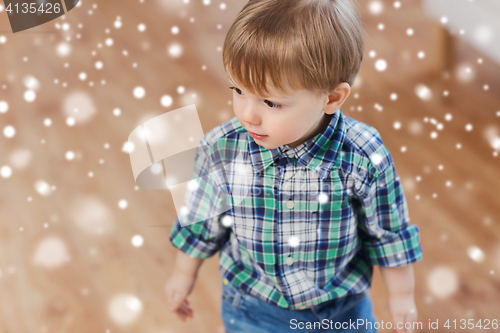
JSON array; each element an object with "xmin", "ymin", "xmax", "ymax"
[{"xmin": 222, "ymin": 0, "xmax": 365, "ymax": 97}]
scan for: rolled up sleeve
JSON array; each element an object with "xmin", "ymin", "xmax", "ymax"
[
  {"xmin": 357, "ymin": 157, "xmax": 423, "ymax": 267},
  {"xmin": 169, "ymin": 139, "xmax": 231, "ymax": 259}
]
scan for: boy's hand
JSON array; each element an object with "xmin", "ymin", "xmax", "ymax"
[
  {"xmin": 164, "ymin": 269, "xmax": 196, "ymax": 321},
  {"xmin": 387, "ymin": 292, "xmax": 417, "ymax": 333}
]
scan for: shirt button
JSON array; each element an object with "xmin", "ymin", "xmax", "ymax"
[
  {"xmin": 285, "ymin": 256, "xmax": 294, "ymax": 265},
  {"xmin": 286, "ymin": 200, "xmax": 295, "ymax": 209}
]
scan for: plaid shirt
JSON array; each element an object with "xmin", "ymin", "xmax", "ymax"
[{"xmin": 169, "ymin": 108, "xmax": 423, "ymax": 310}]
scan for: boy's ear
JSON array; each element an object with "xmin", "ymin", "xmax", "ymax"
[{"xmin": 323, "ymin": 82, "xmax": 351, "ymax": 115}]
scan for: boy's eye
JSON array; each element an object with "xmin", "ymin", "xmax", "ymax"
[
  {"xmin": 229, "ymin": 86, "xmax": 281, "ymax": 109},
  {"xmin": 229, "ymin": 86, "xmax": 243, "ymax": 95},
  {"xmin": 264, "ymin": 100, "xmax": 281, "ymax": 108}
]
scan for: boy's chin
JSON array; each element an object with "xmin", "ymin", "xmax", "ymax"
[
  {"xmin": 253, "ymin": 139, "xmax": 289, "ymax": 150},
  {"xmin": 257, "ymin": 141, "xmax": 280, "ymax": 149}
]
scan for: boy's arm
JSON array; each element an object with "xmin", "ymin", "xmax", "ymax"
[
  {"xmin": 353, "ymin": 137, "xmax": 422, "ymax": 332},
  {"xmin": 379, "ymin": 264, "xmax": 415, "ymax": 296},
  {"xmin": 379, "ymin": 264, "xmax": 418, "ymax": 333},
  {"xmin": 165, "ymin": 249, "xmax": 204, "ymax": 320},
  {"xmin": 173, "ymin": 248, "xmax": 204, "ymax": 278}
]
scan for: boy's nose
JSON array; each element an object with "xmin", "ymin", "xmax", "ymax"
[{"xmin": 241, "ymin": 104, "xmax": 261, "ymax": 126}]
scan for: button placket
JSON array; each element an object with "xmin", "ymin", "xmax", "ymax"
[
  {"xmin": 304, "ymin": 207, "xmax": 320, "ymax": 246},
  {"xmin": 283, "ymin": 171, "xmax": 293, "ymax": 192}
]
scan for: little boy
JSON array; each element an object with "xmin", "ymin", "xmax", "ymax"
[{"xmin": 165, "ymin": 0, "xmax": 423, "ymax": 332}]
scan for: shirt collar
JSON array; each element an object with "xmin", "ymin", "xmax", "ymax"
[{"xmin": 247, "ymin": 108, "xmax": 345, "ymax": 180}]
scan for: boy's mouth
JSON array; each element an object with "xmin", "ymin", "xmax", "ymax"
[{"xmin": 248, "ymin": 131, "xmax": 268, "ymax": 140}]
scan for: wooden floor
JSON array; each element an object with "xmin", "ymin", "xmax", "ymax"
[{"xmin": 0, "ymin": 0, "xmax": 499, "ymax": 332}]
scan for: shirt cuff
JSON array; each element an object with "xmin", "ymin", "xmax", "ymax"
[
  {"xmin": 362, "ymin": 224, "xmax": 423, "ymax": 267},
  {"xmin": 169, "ymin": 220, "xmax": 222, "ymax": 259}
]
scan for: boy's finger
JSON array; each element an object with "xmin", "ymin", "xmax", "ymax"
[
  {"xmin": 184, "ymin": 306, "xmax": 193, "ymax": 316},
  {"xmin": 169, "ymin": 291, "xmax": 186, "ymax": 310},
  {"xmin": 176, "ymin": 311, "xmax": 186, "ymax": 321},
  {"xmin": 181, "ymin": 303, "xmax": 193, "ymax": 314},
  {"xmin": 179, "ymin": 303, "xmax": 188, "ymax": 312},
  {"xmin": 180, "ymin": 302, "xmax": 192, "ymax": 315},
  {"xmin": 177, "ymin": 307, "xmax": 189, "ymax": 321},
  {"xmin": 177, "ymin": 306, "xmax": 187, "ymax": 316}
]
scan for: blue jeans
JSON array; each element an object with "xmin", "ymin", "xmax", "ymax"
[{"xmin": 220, "ymin": 280, "xmax": 378, "ymax": 333}]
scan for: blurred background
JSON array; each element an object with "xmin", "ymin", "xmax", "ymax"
[{"xmin": 0, "ymin": 0, "xmax": 499, "ymax": 332}]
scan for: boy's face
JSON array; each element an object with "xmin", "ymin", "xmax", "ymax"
[{"xmin": 230, "ymin": 79, "xmax": 350, "ymax": 150}]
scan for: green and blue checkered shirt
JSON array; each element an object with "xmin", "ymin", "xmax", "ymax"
[{"xmin": 169, "ymin": 108, "xmax": 423, "ymax": 310}]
